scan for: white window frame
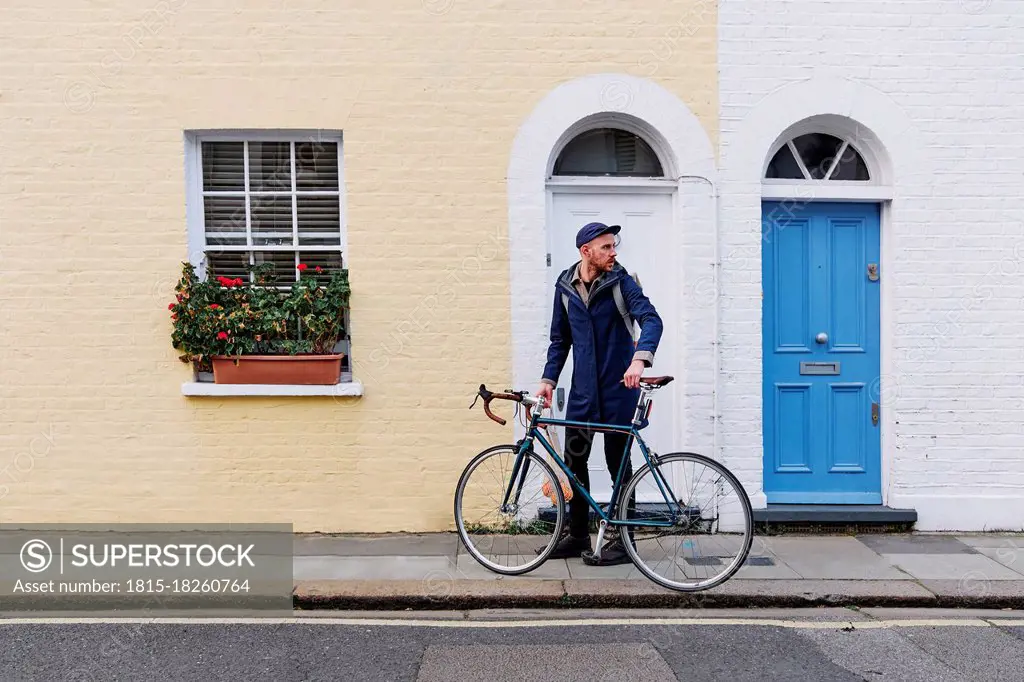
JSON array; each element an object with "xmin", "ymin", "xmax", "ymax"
[
  {"xmin": 181, "ymin": 128, "xmax": 362, "ymax": 396},
  {"xmin": 760, "ymin": 118, "xmax": 895, "ymax": 203},
  {"xmin": 184, "ymin": 128, "xmax": 347, "ymax": 281}
]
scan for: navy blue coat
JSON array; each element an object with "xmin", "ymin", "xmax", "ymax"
[{"xmin": 542, "ymin": 262, "xmax": 663, "ymax": 429}]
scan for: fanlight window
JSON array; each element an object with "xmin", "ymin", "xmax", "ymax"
[
  {"xmin": 553, "ymin": 127, "xmax": 664, "ymax": 177},
  {"xmin": 765, "ymin": 133, "xmax": 870, "ymax": 181}
]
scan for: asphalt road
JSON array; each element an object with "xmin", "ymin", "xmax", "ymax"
[{"xmin": 1, "ymin": 609, "xmax": 1024, "ymax": 681}]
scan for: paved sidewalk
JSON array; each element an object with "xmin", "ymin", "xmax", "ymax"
[{"xmin": 292, "ymin": 532, "xmax": 1024, "ymax": 610}]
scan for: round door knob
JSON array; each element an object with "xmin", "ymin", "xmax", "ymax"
[{"xmin": 815, "ymin": 332, "xmax": 828, "ymax": 344}]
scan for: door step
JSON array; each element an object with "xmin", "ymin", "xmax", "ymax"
[{"xmin": 753, "ymin": 504, "xmax": 917, "ymax": 535}]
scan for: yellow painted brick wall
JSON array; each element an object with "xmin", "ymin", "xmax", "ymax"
[{"xmin": 0, "ymin": 0, "xmax": 717, "ymax": 532}]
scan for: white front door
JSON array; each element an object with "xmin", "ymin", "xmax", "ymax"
[{"xmin": 547, "ymin": 190, "xmax": 678, "ymax": 504}]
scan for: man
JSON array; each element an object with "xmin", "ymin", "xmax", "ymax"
[{"xmin": 536, "ymin": 221, "xmax": 663, "ymax": 566}]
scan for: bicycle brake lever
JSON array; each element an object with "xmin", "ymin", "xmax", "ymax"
[{"xmin": 472, "ymin": 383, "xmax": 492, "ymax": 409}]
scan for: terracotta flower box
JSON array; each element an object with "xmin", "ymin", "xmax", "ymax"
[
  {"xmin": 211, "ymin": 354, "xmax": 344, "ymax": 385},
  {"xmin": 170, "ymin": 261, "xmax": 351, "ymax": 386}
]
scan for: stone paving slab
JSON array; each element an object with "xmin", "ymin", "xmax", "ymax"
[
  {"xmin": 294, "ymin": 555, "xmax": 453, "ymax": 581},
  {"xmin": 731, "ymin": 559, "xmax": 803, "ymax": 580},
  {"xmin": 956, "ymin": 534, "xmax": 1024, "ymax": 549},
  {"xmin": 857, "ymin": 534, "xmax": 978, "ymax": 555},
  {"xmin": 758, "ymin": 536, "xmax": 910, "ymax": 580},
  {"xmin": 973, "ymin": 548, "xmax": 1024, "ymax": 577},
  {"xmin": 453, "ymin": 556, "xmax": 571, "ymax": 580},
  {"xmin": 881, "ymin": 553, "xmax": 1024, "ymax": 581},
  {"xmin": 565, "ymin": 559, "xmax": 650, "ymax": 580},
  {"xmin": 559, "ymin": 557, "xmax": 803, "ymax": 580},
  {"xmin": 293, "ymin": 534, "xmax": 458, "ymax": 557}
]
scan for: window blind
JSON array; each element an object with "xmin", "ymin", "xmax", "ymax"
[{"xmin": 200, "ymin": 139, "xmax": 343, "ymax": 284}]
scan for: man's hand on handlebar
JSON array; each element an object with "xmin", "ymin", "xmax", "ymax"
[
  {"xmin": 536, "ymin": 382, "xmax": 553, "ymax": 409},
  {"xmin": 472, "ymin": 383, "xmax": 550, "ymax": 426}
]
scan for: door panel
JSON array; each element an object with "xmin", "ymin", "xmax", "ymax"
[
  {"xmin": 762, "ymin": 201, "xmax": 881, "ymax": 504},
  {"xmin": 548, "ymin": 191, "xmax": 675, "ymax": 504},
  {"xmin": 829, "ymin": 384, "xmax": 866, "ymax": 472},
  {"xmin": 774, "ymin": 217, "xmax": 811, "ymax": 350},
  {"xmin": 775, "ymin": 384, "xmax": 811, "ymax": 472},
  {"xmin": 829, "ymin": 219, "xmax": 868, "ymax": 350}
]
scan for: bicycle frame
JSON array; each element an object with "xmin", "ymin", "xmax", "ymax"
[{"xmin": 501, "ymin": 408, "xmax": 685, "ymax": 530}]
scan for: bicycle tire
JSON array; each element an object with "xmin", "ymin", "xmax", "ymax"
[
  {"xmin": 454, "ymin": 444, "xmax": 566, "ymax": 575},
  {"xmin": 617, "ymin": 451, "xmax": 753, "ymax": 592}
]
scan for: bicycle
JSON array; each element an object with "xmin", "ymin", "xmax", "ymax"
[{"xmin": 455, "ymin": 376, "xmax": 753, "ymax": 592}]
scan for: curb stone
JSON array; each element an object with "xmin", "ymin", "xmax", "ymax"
[{"xmin": 291, "ymin": 579, "xmax": 1024, "ymax": 611}]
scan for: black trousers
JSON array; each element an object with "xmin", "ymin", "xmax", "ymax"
[{"xmin": 563, "ymin": 427, "xmax": 636, "ymax": 538}]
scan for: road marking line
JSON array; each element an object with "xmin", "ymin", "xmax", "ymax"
[{"xmin": 0, "ymin": 617, "xmax": 998, "ymax": 628}]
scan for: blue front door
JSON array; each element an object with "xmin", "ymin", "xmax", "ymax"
[{"xmin": 762, "ymin": 201, "xmax": 882, "ymax": 504}]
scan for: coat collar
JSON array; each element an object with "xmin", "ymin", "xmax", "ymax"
[{"xmin": 558, "ymin": 261, "xmax": 625, "ymax": 305}]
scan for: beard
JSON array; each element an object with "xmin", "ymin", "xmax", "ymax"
[{"xmin": 582, "ymin": 253, "xmax": 616, "ymax": 273}]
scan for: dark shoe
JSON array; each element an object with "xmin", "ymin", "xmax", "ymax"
[
  {"xmin": 540, "ymin": 532, "xmax": 591, "ymax": 558},
  {"xmin": 580, "ymin": 537, "xmax": 632, "ymax": 566}
]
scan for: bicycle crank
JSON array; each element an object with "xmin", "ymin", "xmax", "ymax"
[{"xmin": 592, "ymin": 519, "xmax": 609, "ymax": 561}]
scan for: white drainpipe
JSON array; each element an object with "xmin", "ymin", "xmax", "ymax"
[{"xmin": 677, "ymin": 174, "xmax": 720, "ymax": 465}]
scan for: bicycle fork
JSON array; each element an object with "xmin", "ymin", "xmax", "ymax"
[{"xmin": 500, "ymin": 438, "xmax": 533, "ymax": 513}]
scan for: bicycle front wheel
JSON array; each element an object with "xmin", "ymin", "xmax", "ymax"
[
  {"xmin": 617, "ymin": 452, "xmax": 753, "ymax": 592},
  {"xmin": 454, "ymin": 444, "xmax": 565, "ymax": 575}
]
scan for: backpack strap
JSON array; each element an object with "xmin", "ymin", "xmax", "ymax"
[{"xmin": 612, "ymin": 280, "xmax": 638, "ymax": 343}]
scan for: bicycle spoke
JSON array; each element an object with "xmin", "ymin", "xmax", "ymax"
[
  {"xmin": 618, "ymin": 452, "xmax": 752, "ymax": 591},
  {"xmin": 455, "ymin": 446, "xmax": 564, "ymax": 575}
]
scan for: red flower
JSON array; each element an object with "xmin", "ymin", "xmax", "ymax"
[
  {"xmin": 297, "ymin": 263, "xmax": 308, "ymax": 272},
  {"xmin": 168, "ymin": 303, "xmax": 175, "ymax": 310},
  {"xmin": 234, "ymin": 278, "xmax": 243, "ymax": 286},
  {"xmin": 315, "ymin": 266, "xmax": 322, "ymax": 273},
  {"xmin": 217, "ymin": 331, "xmax": 229, "ymax": 340},
  {"xmin": 209, "ymin": 304, "xmax": 221, "ymax": 310}
]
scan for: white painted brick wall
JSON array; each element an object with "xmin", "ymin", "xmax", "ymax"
[{"xmin": 719, "ymin": 0, "xmax": 1024, "ymax": 530}]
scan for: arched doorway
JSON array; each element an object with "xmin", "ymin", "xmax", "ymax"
[
  {"xmin": 546, "ymin": 121, "xmax": 678, "ymax": 503},
  {"xmin": 760, "ymin": 123, "xmax": 887, "ymax": 504},
  {"xmin": 507, "ymin": 73, "xmax": 718, "ymax": 507}
]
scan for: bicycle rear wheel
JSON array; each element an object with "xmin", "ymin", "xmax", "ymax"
[
  {"xmin": 454, "ymin": 444, "xmax": 565, "ymax": 575},
  {"xmin": 617, "ymin": 452, "xmax": 753, "ymax": 592}
]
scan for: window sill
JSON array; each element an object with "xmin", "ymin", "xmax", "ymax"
[{"xmin": 181, "ymin": 380, "xmax": 363, "ymax": 397}]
